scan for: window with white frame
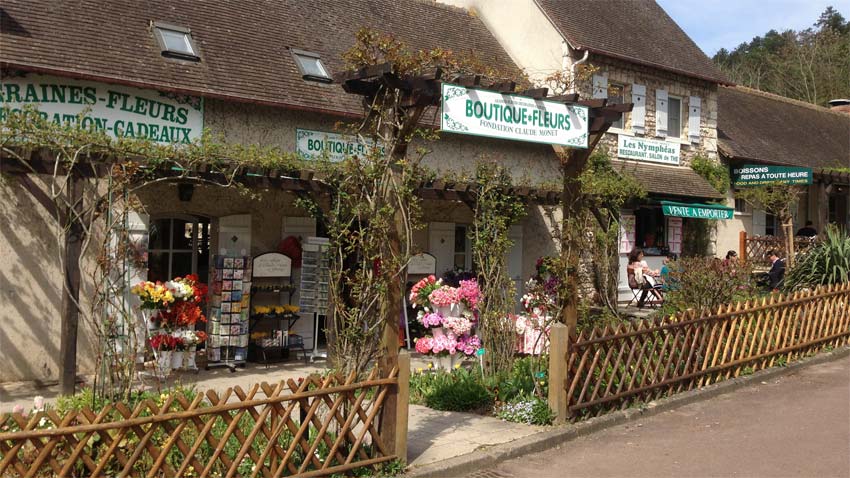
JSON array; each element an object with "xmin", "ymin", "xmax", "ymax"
[
  {"xmin": 148, "ymin": 216, "xmax": 210, "ymax": 282},
  {"xmin": 608, "ymin": 83, "xmax": 626, "ymax": 129},
  {"xmin": 667, "ymin": 96, "xmax": 682, "ymax": 138},
  {"xmin": 453, "ymin": 225, "xmax": 473, "ymax": 271}
]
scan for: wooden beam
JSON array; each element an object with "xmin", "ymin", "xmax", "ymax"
[
  {"xmin": 332, "ymin": 62, "xmax": 392, "ymax": 83},
  {"xmin": 59, "ymin": 172, "xmax": 83, "ymax": 396},
  {"xmin": 487, "ymin": 80, "xmax": 516, "ymax": 93},
  {"xmin": 548, "ymin": 93, "xmax": 580, "ymax": 103},
  {"xmin": 519, "ymin": 87, "xmax": 549, "ymax": 99},
  {"xmin": 577, "ymin": 98, "xmax": 607, "ymax": 108},
  {"xmin": 451, "ymin": 74, "xmax": 482, "ymax": 87}
]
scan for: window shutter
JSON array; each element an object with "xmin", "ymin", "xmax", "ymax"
[
  {"xmin": 688, "ymin": 96, "xmax": 701, "ymax": 143},
  {"xmin": 619, "ymin": 214, "xmax": 636, "ymax": 254},
  {"xmin": 655, "ymin": 89, "xmax": 668, "ymax": 137},
  {"xmin": 666, "ymin": 217, "xmax": 682, "ymax": 255},
  {"xmin": 592, "ymin": 74, "xmax": 608, "ymax": 99},
  {"xmin": 631, "ymin": 84, "xmax": 646, "ymax": 134}
]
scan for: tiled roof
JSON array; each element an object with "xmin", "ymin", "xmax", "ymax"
[
  {"xmin": 718, "ymin": 86, "xmax": 850, "ymax": 169},
  {"xmin": 613, "ymin": 160, "xmax": 724, "ymax": 200},
  {"xmin": 535, "ymin": 0, "xmax": 729, "ymax": 84},
  {"xmin": 0, "ymin": 0, "xmax": 519, "ymax": 117}
]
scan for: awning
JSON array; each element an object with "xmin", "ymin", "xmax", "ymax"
[
  {"xmin": 614, "ymin": 160, "xmax": 725, "ymax": 200},
  {"xmin": 660, "ymin": 200, "xmax": 734, "ymax": 220}
]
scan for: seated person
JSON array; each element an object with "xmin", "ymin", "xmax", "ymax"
[
  {"xmin": 628, "ymin": 248, "xmax": 663, "ymax": 307},
  {"xmin": 795, "ymin": 221, "xmax": 817, "ymax": 238},
  {"xmin": 767, "ymin": 250, "xmax": 785, "ymax": 291},
  {"xmin": 660, "ymin": 253, "xmax": 678, "ymax": 290}
]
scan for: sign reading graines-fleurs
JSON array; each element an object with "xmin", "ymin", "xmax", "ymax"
[
  {"xmin": 731, "ymin": 164, "xmax": 813, "ymax": 186},
  {"xmin": 0, "ymin": 73, "xmax": 203, "ymax": 144},
  {"xmin": 617, "ymin": 134, "xmax": 680, "ymax": 166},
  {"xmin": 440, "ymin": 83, "xmax": 589, "ymax": 148}
]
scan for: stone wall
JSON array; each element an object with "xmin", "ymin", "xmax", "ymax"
[{"xmin": 573, "ymin": 55, "xmax": 721, "ymax": 165}]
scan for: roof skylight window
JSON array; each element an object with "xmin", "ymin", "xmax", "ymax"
[
  {"xmin": 291, "ymin": 49, "xmax": 332, "ymax": 83},
  {"xmin": 153, "ymin": 22, "xmax": 200, "ymax": 61}
]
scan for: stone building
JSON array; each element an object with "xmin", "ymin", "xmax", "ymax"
[
  {"xmin": 716, "ymin": 86, "xmax": 850, "ymax": 256},
  {"xmin": 0, "ymin": 0, "xmax": 563, "ymax": 382},
  {"xmin": 440, "ymin": 0, "xmax": 732, "ymax": 299}
]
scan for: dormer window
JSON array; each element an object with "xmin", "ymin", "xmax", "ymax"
[
  {"xmin": 154, "ymin": 22, "xmax": 200, "ymax": 61},
  {"xmin": 291, "ymin": 49, "xmax": 332, "ymax": 83}
]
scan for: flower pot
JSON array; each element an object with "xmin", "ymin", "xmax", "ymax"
[
  {"xmin": 171, "ymin": 350, "xmax": 184, "ymax": 370},
  {"xmin": 436, "ymin": 303, "xmax": 465, "ymax": 318},
  {"xmin": 156, "ymin": 350, "xmax": 172, "ymax": 378},
  {"xmin": 186, "ymin": 347, "xmax": 197, "ymax": 370},
  {"xmin": 437, "ymin": 354, "xmax": 458, "ymax": 370}
]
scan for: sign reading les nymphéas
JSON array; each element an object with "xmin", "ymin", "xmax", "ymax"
[
  {"xmin": 0, "ymin": 73, "xmax": 203, "ymax": 144},
  {"xmin": 732, "ymin": 164, "xmax": 813, "ymax": 186},
  {"xmin": 440, "ymin": 83, "xmax": 589, "ymax": 148}
]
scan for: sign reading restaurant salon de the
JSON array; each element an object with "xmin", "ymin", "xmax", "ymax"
[
  {"xmin": 617, "ymin": 135, "xmax": 680, "ymax": 166},
  {"xmin": 440, "ymin": 83, "xmax": 589, "ymax": 148},
  {"xmin": 0, "ymin": 73, "xmax": 203, "ymax": 144}
]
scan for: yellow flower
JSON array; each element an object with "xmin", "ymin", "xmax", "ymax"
[
  {"xmin": 416, "ymin": 368, "xmax": 423, "ymax": 374},
  {"xmin": 427, "ymin": 363, "xmax": 433, "ymax": 369},
  {"xmin": 454, "ymin": 363, "xmax": 461, "ymax": 369}
]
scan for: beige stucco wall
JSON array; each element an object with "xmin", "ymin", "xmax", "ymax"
[
  {"xmin": 437, "ymin": 0, "xmax": 566, "ymax": 84},
  {"xmin": 0, "ymin": 175, "xmax": 97, "ymax": 383}
]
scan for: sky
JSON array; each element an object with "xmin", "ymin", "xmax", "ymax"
[{"xmin": 655, "ymin": 0, "xmax": 850, "ymax": 56}]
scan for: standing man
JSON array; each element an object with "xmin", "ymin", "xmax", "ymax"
[{"xmin": 767, "ymin": 250, "xmax": 786, "ymax": 291}]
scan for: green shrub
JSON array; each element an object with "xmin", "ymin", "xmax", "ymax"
[
  {"xmin": 785, "ymin": 225, "xmax": 850, "ymax": 290},
  {"xmin": 490, "ymin": 356, "xmax": 548, "ymax": 403},
  {"xmin": 411, "ymin": 366, "xmax": 493, "ymax": 412},
  {"xmin": 662, "ymin": 257, "xmax": 758, "ymax": 315},
  {"xmin": 495, "ymin": 393, "xmax": 555, "ymax": 425}
]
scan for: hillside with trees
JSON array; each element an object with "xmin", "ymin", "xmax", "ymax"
[{"xmin": 713, "ymin": 6, "xmax": 850, "ymax": 106}]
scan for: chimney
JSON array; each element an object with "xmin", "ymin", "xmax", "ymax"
[{"xmin": 828, "ymin": 99, "xmax": 850, "ymax": 115}]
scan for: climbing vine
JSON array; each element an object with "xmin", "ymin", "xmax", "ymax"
[{"xmin": 470, "ymin": 161, "xmax": 527, "ymax": 376}]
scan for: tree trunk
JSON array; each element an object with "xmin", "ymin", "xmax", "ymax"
[{"xmin": 60, "ymin": 173, "xmax": 83, "ymax": 396}]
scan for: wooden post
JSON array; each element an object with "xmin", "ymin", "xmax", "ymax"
[
  {"xmin": 59, "ymin": 173, "xmax": 83, "ymax": 396},
  {"xmin": 394, "ymin": 351, "xmax": 410, "ymax": 463},
  {"xmin": 558, "ymin": 149, "xmax": 588, "ymax": 332},
  {"xmin": 783, "ymin": 220, "xmax": 795, "ymax": 267},
  {"xmin": 548, "ymin": 323, "xmax": 570, "ymax": 423},
  {"xmin": 739, "ymin": 230, "xmax": 747, "ymax": 263}
]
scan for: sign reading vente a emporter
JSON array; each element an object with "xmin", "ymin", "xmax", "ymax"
[
  {"xmin": 0, "ymin": 73, "xmax": 203, "ymax": 144},
  {"xmin": 440, "ymin": 83, "xmax": 589, "ymax": 148},
  {"xmin": 732, "ymin": 164, "xmax": 813, "ymax": 186}
]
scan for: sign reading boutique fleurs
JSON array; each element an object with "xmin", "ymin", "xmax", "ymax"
[
  {"xmin": 296, "ymin": 128, "xmax": 385, "ymax": 162},
  {"xmin": 440, "ymin": 83, "xmax": 589, "ymax": 148},
  {"xmin": 0, "ymin": 73, "xmax": 203, "ymax": 144},
  {"xmin": 617, "ymin": 135, "xmax": 680, "ymax": 166}
]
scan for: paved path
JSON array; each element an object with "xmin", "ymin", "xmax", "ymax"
[{"xmin": 467, "ymin": 355, "xmax": 850, "ymax": 478}]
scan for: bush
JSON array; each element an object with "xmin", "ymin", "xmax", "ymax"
[
  {"xmin": 489, "ymin": 356, "xmax": 548, "ymax": 403},
  {"xmin": 410, "ymin": 366, "xmax": 493, "ymax": 412},
  {"xmin": 495, "ymin": 393, "xmax": 555, "ymax": 425},
  {"xmin": 662, "ymin": 257, "xmax": 758, "ymax": 315},
  {"xmin": 785, "ymin": 225, "xmax": 850, "ymax": 290}
]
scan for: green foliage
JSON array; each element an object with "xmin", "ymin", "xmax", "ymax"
[
  {"xmin": 471, "ymin": 161, "xmax": 527, "ymax": 376},
  {"xmin": 713, "ymin": 7, "xmax": 850, "ymax": 106},
  {"xmin": 690, "ymin": 155, "xmax": 730, "ymax": 195},
  {"xmin": 785, "ymin": 225, "xmax": 850, "ymax": 290},
  {"xmin": 485, "ymin": 355, "xmax": 550, "ymax": 403},
  {"xmin": 412, "ymin": 367, "xmax": 494, "ymax": 412},
  {"xmin": 495, "ymin": 393, "xmax": 555, "ymax": 426},
  {"xmin": 661, "ymin": 257, "xmax": 759, "ymax": 315},
  {"xmin": 735, "ymin": 185, "xmax": 801, "ymax": 222}
]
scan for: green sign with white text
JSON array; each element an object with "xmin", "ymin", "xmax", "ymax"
[
  {"xmin": 731, "ymin": 164, "xmax": 812, "ymax": 186},
  {"xmin": 440, "ymin": 83, "xmax": 589, "ymax": 147},
  {"xmin": 661, "ymin": 201, "xmax": 734, "ymax": 220}
]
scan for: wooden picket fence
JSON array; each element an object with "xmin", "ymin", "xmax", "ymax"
[
  {"xmin": 549, "ymin": 283, "xmax": 850, "ymax": 420},
  {"xmin": 0, "ymin": 364, "xmax": 405, "ymax": 478},
  {"xmin": 740, "ymin": 231, "xmax": 817, "ymax": 268}
]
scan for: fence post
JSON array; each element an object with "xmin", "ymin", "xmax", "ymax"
[
  {"xmin": 548, "ymin": 323, "xmax": 570, "ymax": 424},
  {"xmin": 739, "ymin": 230, "xmax": 747, "ymax": 263},
  {"xmin": 395, "ymin": 351, "xmax": 410, "ymax": 464}
]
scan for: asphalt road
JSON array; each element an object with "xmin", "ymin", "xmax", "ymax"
[{"xmin": 466, "ymin": 354, "xmax": 850, "ymax": 478}]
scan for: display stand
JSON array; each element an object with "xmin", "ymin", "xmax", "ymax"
[
  {"xmin": 207, "ymin": 255, "xmax": 253, "ymax": 370},
  {"xmin": 405, "ymin": 252, "xmax": 436, "ymax": 349},
  {"xmin": 299, "ymin": 237, "xmax": 330, "ymax": 361},
  {"xmin": 248, "ymin": 252, "xmax": 297, "ymax": 364}
]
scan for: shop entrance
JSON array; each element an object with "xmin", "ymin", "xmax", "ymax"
[{"xmin": 147, "ymin": 216, "xmax": 211, "ymax": 282}]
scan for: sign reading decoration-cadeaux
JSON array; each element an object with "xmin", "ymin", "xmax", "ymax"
[
  {"xmin": 0, "ymin": 73, "xmax": 203, "ymax": 144},
  {"xmin": 440, "ymin": 83, "xmax": 589, "ymax": 148}
]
